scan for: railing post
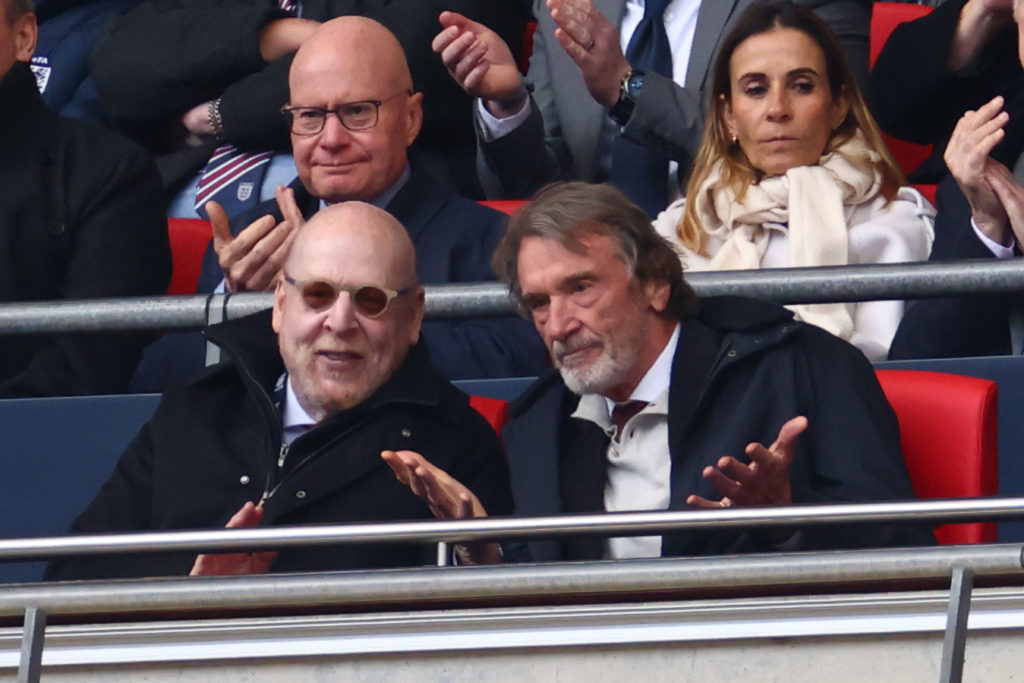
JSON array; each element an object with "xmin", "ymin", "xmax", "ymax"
[
  {"xmin": 436, "ymin": 541, "xmax": 450, "ymax": 567},
  {"xmin": 939, "ymin": 565, "xmax": 974, "ymax": 683},
  {"xmin": 204, "ymin": 293, "xmax": 228, "ymax": 366},
  {"xmin": 16, "ymin": 606, "xmax": 46, "ymax": 683}
]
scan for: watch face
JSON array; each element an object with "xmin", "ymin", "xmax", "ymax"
[{"xmin": 626, "ymin": 71, "xmax": 645, "ymax": 97}]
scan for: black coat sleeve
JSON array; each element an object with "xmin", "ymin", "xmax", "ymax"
[
  {"xmin": 867, "ymin": 0, "xmax": 1024, "ymax": 173},
  {"xmin": 44, "ymin": 418, "xmax": 195, "ymax": 580},
  {"xmin": 89, "ymin": 0, "xmax": 292, "ymax": 151},
  {"xmin": 888, "ymin": 175, "xmax": 1016, "ymax": 359},
  {"xmin": 0, "ymin": 129, "xmax": 171, "ymax": 398}
]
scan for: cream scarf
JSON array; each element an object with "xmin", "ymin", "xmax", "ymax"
[{"xmin": 691, "ymin": 132, "xmax": 883, "ymax": 340}]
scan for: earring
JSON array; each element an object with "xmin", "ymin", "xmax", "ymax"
[{"xmin": 730, "ymin": 133, "xmax": 738, "ymax": 145}]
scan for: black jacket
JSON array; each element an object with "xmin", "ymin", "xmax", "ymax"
[
  {"xmin": 503, "ymin": 296, "xmax": 935, "ymax": 562},
  {"xmin": 47, "ymin": 310, "xmax": 514, "ymax": 580},
  {"xmin": 868, "ymin": 0, "xmax": 1024, "ymax": 182},
  {"xmin": 889, "ymin": 175, "xmax": 1020, "ymax": 359},
  {"xmin": 0, "ymin": 62, "xmax": 170, "ymax": 397},
  {"xmin": 88, "ymin": 0, "xmax": 529, "ymax": 196}
]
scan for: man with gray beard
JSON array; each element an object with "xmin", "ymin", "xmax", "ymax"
[{"xmin": 386, "ymin": 181, "xmax": 934, "ymax": 562}]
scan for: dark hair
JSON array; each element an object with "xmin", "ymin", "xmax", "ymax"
[
  {"xmin": 492, "ymin": 182, "xmax": 699, "ymax": 320},
  {"xmin": 2, "ymin": 0, "xmax": 33, "ymax": 24},
  {"xmin": 678, "ymin": 0, "xmax": 903, "ymax": 254}
]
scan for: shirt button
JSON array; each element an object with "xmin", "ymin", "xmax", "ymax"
[
  {"xmin": 295, "ymin": 490, "xmax": 306, "ymax": 499},
  {"xmin": 727, "ymin": 350, "xmax": 737, "ymax": 357},
  {"xmin": 401, "ymin": 428, "xmax": 412, "ymax": 438},
  {"xmin": 239, "ymin": 475, "xmax": 250, "ymax": 485}
]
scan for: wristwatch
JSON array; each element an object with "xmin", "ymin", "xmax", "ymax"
[
  {"xmin": 609, "ymin": 70, "xmax": 645, "ymax": 126},
  {"xmin": 208, "ymin": 97, "xmax": 226, "ymax": 141}
]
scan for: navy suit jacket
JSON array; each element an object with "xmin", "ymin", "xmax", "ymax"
[
  {"xmin": 132, "ymin": 163, "xmax": 546, "ymax": 391},
  {"xmin": 889, "ymin": 175, "xmax": 1017, "ymax": 359}
]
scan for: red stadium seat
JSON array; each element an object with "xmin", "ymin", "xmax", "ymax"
[
  {"xmin": 518, "ymin": 21, "xmax": 536, "ymax": 75},
  {"xmin": 912, "ymin": 183, "xmax": 937, "ymax": 206},
  {"xmin": 166, "ymin": 218, "xmax": 213, "ymax": 295},
  {"xmin": 875, "ymin": 369, "xmax": 999, "ymax": 545},
  {"xmin": 869, "ymin": 2, "xmax": 935, "ymax": 176},
  {"xmin": 469, "ymin": 394, "xmax": 510, "ymax": 436},
  {"xmin": 480, "ymin": 199, "xmax": 527, "ymax": 215},
  {"xmin": 869, "ymin": 2, "xmax": 933, "ymax": 69}
]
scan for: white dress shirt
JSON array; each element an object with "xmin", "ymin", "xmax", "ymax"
[{"xmin": 572, "ymin": 323, "xmax": 680, "ymax": 559}]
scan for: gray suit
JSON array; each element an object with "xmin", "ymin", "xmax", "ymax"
[{"xmin": 478, "ymin": 0, "xmax": 870, "ymax": 199}]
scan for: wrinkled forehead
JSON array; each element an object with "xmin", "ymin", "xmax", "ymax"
[{"xmin": 516, "ymin": 233, "xmax": 630, "ymax": 292}]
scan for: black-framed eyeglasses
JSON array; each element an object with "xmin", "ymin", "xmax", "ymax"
[
  {"xmin": 282, "ymin": 274, "xmax": 414, "ymax": 318},
  {"xmin": 281, "ymin": 90, "xmax": 412, "ymax": 136}
]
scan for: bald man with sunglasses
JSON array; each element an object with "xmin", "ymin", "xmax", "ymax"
[{"xmin": 46, "ymin": 202, "xmax": 513, "ymax": 580}]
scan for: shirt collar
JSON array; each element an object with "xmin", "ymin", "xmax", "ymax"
[
  {"xmin": 282, "ymin": 374, "xmax": 317, "ymax": 430},
  {"xmin": 602, "ymin": 322, "xmax": 680, "ymax": 415}
]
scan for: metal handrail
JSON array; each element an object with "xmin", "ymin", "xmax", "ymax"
[
  {"xmin": 6, "ymin": 543, "xmax": 1024, "ymax": 618},
  {"xmin": 0, "ymin": 259, "xmax": 1022, "ymax": 334},
  {"xmin": 4, "ymin": 497, "xmax": 1023, "ymax": 562}
]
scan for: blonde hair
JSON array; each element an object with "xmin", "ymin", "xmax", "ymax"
[{"xmin": 677, "ymin": 2, "xmax": 904, "ymax": 256}]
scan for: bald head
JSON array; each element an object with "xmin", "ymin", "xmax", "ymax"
[
  {"xmin": 286, "ymin": 17, "xmax": 423, "ymax": 203},
  {"xmin": 272, "ymin": 201, "xmax": 424, "ymax": 421},
  {"xmin": 286, "ymin": 202, "xmax": 418, "ymax": 284},
  {"xmin": 291, "ymin": 16, "xmax": 412, "ymax": 96}
]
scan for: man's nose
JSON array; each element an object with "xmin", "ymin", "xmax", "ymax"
[
  {"xmin": 318, "ymin": 111, "xmax": 353, "ymax": 147},
  {"xmin": 544, "ymin": 295, "xmax": 580, "ymax": 341},
  {"xmin": 323, "ymin": 290, "xmax": 359, "ymax": 332}
]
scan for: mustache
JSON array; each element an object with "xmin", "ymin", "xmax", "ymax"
[{"xmin": 551, "ymin": 334, "xmax": 602, "ymax": 365}]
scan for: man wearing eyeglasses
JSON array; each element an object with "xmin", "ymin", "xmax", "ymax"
[
  {"xmin": 133, "ymin": 15, "xmax": 546, "ymax": 390},
  {"xmin": 47, "ymin": 201, "xmax": 513, "ymax": 580}
]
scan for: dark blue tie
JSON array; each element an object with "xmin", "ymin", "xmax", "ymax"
[{"xmin": 609, "ymin": 0, "xmax": 673, "ymax": 217}]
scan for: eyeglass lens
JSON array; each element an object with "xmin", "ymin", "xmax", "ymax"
[
  {"xmin": 299, "ymin": 280, "xmax": 392, "ymax": 317},
  {"xmin": 289, "ymin": 101, "xmax": 378, "ymax": 135}
]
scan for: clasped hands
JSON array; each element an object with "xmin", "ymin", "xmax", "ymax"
[
  {"xmin": 946, "ymin": 95, "xmax": 1024, "ymax": 248},
  {"xmin": 204, "ymin": 183, "xmax": 305, "ymax": 293}
]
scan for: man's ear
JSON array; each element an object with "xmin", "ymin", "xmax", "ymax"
[
  {"xmin": 403, "ymin": 92, "xmax": 424, "ymax": 147},
  {"xmin": 271, "ymin": 278, "xmax": 286, "ymax": 334},
  {"xmin": 643, "ymin": 278, "xmax": 671, "ymax": 313},
  {"xmin": 14, "ymin": 13, "xmax": 38, "ymax": 63},
  {"xmin": 407, "ymin": 287, "xmax": 425, "ymax": 345}
]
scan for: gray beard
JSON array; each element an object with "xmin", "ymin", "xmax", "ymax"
[{"xmin": 557, "ymin": 343, "xmax": 637, "ymax": 396}]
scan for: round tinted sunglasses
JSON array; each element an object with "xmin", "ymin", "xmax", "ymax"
[{"xmin": 282, "ymin": 274, "xmax": 414, "ymax": 318}]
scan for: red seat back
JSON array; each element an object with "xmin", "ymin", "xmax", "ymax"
[
  {"xmin": 869, "ymin": 2, "xmax": 933, "ymax": 69},
  {"xmin": 166, "ymin": 218, "xmax": 213, "ymax": 295},
  {"xmin": 518, "ymin": 21, "xmax": 536, "ymax": 75},
  {"xmin": 875, "ymin": 369, "xmax": 999, "ymax": 544},
  {"xmin": 468, "ymin": 395, "xmax": 510, "ymax": 436},
  {"xmin": 479, "ymin": 199, "xmax": 528, "ymax": 215},
  {"xmin": 870, "ymin": 3, "xmax": 935, "ymax": 176},
  {"xmin": 912, "ymin": 183, "xmax": 937, "ymax": 206}
]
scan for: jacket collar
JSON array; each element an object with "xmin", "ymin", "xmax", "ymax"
[
  {"xmin": 509, "ymin": 296, "xmax": 798, "ymax": 418},
  {"xmin": 0, "ymin": 62, "xmax": 50, "ymax": 131}
]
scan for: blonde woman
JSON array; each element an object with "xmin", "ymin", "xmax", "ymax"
[{"xmin": 653, "ymin": 1, "xmax": 933, "ymax": 361}]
